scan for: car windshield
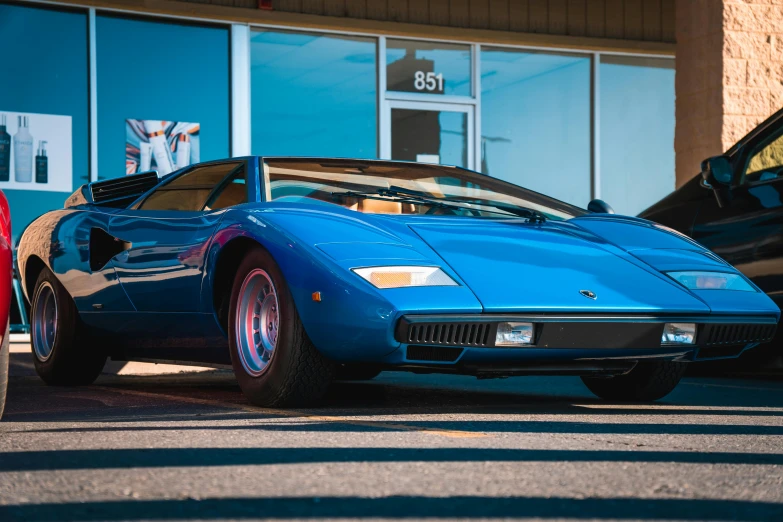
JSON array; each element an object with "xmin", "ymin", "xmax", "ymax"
[{"xmin": 263, "ymin": 159, "xmax": 585, "ymax": 221}]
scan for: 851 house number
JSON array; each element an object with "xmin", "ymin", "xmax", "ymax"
[{"xmin": 414, "ymin": 71, "xmax": 444, "ymax": 92}]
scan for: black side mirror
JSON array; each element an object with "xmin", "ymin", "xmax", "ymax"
[
  {"xmin": 700, "ymin": 155, "xmax": 734, "ymax": 207},
  {"xmin": 588, "ymin": 199, "xmax": 615, "ymax": 214}
]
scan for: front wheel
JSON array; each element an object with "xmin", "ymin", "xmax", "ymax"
[
  {"xmin": 581, "ymin": 360, "xmax": 687, "ymax": 402},
  {"xmin": 228, "ymin": 247, "xmax": 335, "ymax": 407}
]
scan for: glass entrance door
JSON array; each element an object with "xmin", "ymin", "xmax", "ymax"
[{"xmin": 383, "ymin": 100, "xmax": 474, "ymax": 170}]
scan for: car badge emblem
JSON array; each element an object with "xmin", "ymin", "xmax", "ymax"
[{"xmin": 580, "ymin": 290, "xmax": 597, "ymax": 300}]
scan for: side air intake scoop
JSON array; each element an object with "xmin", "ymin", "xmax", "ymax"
[
  {"xmin": 89, "ymin": 228, "xmax": 132, "ymax": 272},
  {"xmin": 65, "ymin": 170, "xmax": 160, "ymax": 209}
]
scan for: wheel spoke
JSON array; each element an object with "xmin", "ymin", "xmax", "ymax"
[{"xmin": 235, "ymin": 269, "xmax": 280, "ymax": 377}]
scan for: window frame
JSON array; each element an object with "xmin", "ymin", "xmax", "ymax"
[
  {"xmin": 738, "ymin": 125, "xmax": 783, "ymax": 187},
  {"xmin": 132, "ymin": 159, "xmax": 248, "ymax": 212}
]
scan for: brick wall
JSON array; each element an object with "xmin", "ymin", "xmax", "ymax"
[
  {"xmin": 722, "ymin": 0, "xmax": 783, "ymax": 148},
  {"xmin": 675, "ymin": 0, "xmax": 783, "ymax": 186}
]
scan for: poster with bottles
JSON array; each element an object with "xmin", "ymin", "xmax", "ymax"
[
  {"xmin": 125, "ymin": 120, "xmax": 200, "ymax": 177},
  {"xmin": 0, "ymin": 110, "xmax": 73, "ymax": 193}
]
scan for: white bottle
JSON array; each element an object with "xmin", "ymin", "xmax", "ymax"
[
  {"xmin": 142, "ymin": 120, "xmax": 174, "ymax": 175},
  {"xmin": 14, "ymin": 115, "xmax": 33, "ymax": 182},
  {"xmin": 139, "ymin": 142, "xmax": 152, "ymax": 172},
  {"xmin": 175, "ymin": 134, "xmax": 191, "ymax": 170}
]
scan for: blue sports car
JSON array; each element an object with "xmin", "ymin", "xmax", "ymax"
[{"xmin": 17, "ymin": 157, "xmax": 780, "ymax": 405}]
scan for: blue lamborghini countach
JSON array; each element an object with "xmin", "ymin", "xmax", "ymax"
[{"xmin": 17, "ymin": 157, "xmax": 780, "ymax": 405}]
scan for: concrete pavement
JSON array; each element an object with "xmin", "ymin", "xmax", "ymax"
[{"xmin": 1, "ymin": 348, "xmax": 782, "ymax": 521}]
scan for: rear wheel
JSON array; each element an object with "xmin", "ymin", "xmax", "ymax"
[
  {"xmin": 581, "ymin": 360, "xmax": 687, "ymax": 402},
  {"xmin": 228, "ymin": 247, "xmax": 334, "ymax": 407},
  {"xmin": 0, "ymin": 323, "xmax": 8, "ymax": 419},
  {"xmin": 30, "ymin": 269, "xmax": 106, "ymax": 386}
]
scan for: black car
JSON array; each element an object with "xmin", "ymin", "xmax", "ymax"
[{"xmin": 641, "ymin": 108, "xmax": 783, "ymax": 364}]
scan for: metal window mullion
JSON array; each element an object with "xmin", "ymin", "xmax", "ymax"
[
  {"xmin": 473, "ymin": 43, "xmax": 481, "ymax": 173},
  {"xmin": 378, "ymin": 36, "xmax": 389, "ymax": 160},
  {"xmin": 592, "ymin": 52, "xmax": 601, "ymax": 200},
  {"xmin": 231, "ymin": 24, "xmax": 251, "ymax": 157},
  {"xmin": 89, "ymin": 8, "xmax": 98, "ymax": 182}
]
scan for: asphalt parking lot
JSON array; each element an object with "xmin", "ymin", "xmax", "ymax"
[{"xmin": 1, "ymin": 343, "xmax": 782, "ymax": 522}]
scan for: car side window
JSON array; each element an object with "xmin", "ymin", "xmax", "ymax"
[
  {"xmin": 138, "ymin": 162, "xmax": 243, "ymax": 211},
  {"xmin": 743, "ymin": 130, "xmax": 783, "ymax": 184},
  {"xmin": 203, "ymin": 166, "xmax": 247, "ymax": 211}
]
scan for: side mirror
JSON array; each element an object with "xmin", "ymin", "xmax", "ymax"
[
  {"xmin": 587, "ymin": 199, "xmax": 615, "ymax": 214},
  {"xmin": 701, "ymin": 155, "xmax": 733, "ymax": 187},
  {"xmin": 700, "ymin": 155, "xmax": 734, "ymax": 207}
]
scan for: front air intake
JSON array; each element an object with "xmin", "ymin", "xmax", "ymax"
[
  {"xmin": 402, "ymin": 322, "xmax": 493, "ymax": 347},
  {"xmin": 699, "ymin": 323, "xmax": 777, "ymax": 346}
]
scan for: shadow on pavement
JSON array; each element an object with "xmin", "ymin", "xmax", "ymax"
[
  {"xmin": 19, "ymin": 419, "xmax": 783, "ymax": 436},
  {"xmin": 1, "ymin": 495, "xmax": 782, "ymax": 521},
  {"xmin": 1, "ymin": 446, "xmax": 782, "ymax": 472}
]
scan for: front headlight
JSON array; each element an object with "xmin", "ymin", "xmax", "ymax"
[
  {"xmin": 666, "ymin": 271, "xmax": 756, "ymax": 292},
  {"xmin": 352, "ymin": 266, "xmax": 458, "ymax": 289},
  {"xmin": 661, "ymin": 322, "xmax": 696, "ymax": 344},
  {"xmin": 495, "ymin": 322, "xmax": 534, "ymax": 346}
]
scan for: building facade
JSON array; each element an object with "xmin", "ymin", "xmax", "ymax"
[{"xmin": 1, "ymin": 0, "xmax": 686, "ymax": 239}]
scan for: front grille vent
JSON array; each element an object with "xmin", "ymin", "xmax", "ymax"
[
  {"xmin": 700, "ymin": 323, "xmax": 777, "ymax": 346},
  {"xmin": 406, "ymin": 345, "xmax": 463, "ymax": 362},
  {"xmin": 405, "ymin": 322, "xmax": 492, "ymax": 347},
  {"xmin": 90, "ymin": 171, "xmax": 160, "ymax": 207}
]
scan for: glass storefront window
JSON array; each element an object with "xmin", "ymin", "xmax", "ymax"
[
  {"xmin": 387, "ymin": 40, "xmax": 471, "ymax": 97},
  {"xmin": 251, "ymin": 30, "xmax": 377, "ymax": 159},
  {"xmin": 96, "ymin": 16, "xmax": 230, "ymax": 181},
  {"xmin": 481, "ymin": 48, "xmax": 591, "ymax": 207},
  {"xmin": 599, "ymin": 55, "xmax": 675, "ymax": 216},
  {"xmin": 0, "ymin": 4, "xmax": 89, "ymax": 240},
  {"xmin": 390, "ymin": 107, "xmax": 469, "ymax": 168}
]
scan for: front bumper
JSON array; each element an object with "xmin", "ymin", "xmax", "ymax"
[{"xmin": 393, "ymin": 314, "xmax": 778, "ymax": 366}]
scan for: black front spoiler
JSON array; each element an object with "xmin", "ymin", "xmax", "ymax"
[{"xmin": 395, "ymin": 314, "xmax": 778, "ymax": 351}]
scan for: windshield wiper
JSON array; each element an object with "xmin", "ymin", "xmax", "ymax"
[
  {"xmin": 383, "ymin": 186, "xmax": 547, "ymax": 223},
  {"xmin": 332, "ymin": 186, "xmax": 547, "ymax": 223},
  {"xmin": 332, "ymin": 189, "xmax": 464, "ymax": 213}
]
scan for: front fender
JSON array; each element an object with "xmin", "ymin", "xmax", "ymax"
[{"xmin": 204, "ymin": 206, "xmax": 484, "ymax": 361}]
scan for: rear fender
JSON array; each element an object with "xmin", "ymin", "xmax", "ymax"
[{"xmin": 17, "ymin": 209, "xmax": 134, "ymax": 312}]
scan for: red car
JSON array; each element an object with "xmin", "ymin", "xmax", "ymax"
[{"xmin": 0, "ymin": 191, "xmax": 11, "ymax": 419}]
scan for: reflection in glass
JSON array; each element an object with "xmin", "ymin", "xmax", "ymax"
[
  {"xmin": 387, "ymin": 39, "xmax": 471, "ymax": 96},
  {"xmin": 481, "ymin": 48, "xmax": 591, "ymax": 206},
  {"xmin": 250, "ymin": 30, "xmax": 377, "ymax": 159},
  {"xmin": 0, "ymin": 4, "xmax": 89, "ymax": 239},
  {"xmin": 599, "ymin": 55, "xmax": 675, "ymax": 215},
  {"xmin": 96, "ymin": 16, "xmax": 230, "ymax": 182},
  {"xmin": 391, "ymin": 109, "xmax": 467, "ymax": 168}
]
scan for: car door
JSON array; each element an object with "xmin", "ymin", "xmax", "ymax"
[
  {"xmin": 692, "ymin": 122, "xmax": 783, "ymax": 306},
  {"xmin": 109, "ymin": 160, "xmax": 248, "ymax": 313}
]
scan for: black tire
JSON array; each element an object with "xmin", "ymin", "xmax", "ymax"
[
  {"xmin": 228, "ymin": 247, "xmax": 335, "ymax": 407},
  {"xmin": 30, "ymin": 268, "xmax": 106, "ymax": 386},
  {"xmin": 335, "ymin": 364, "xmax": 382, "ymax": 381},
  {"xmin": 581, "ymin": 360, "xmax": 687, "ymax": 402},
  {"xmin": 0, "ymin": 323, "xmax": 8, "ymax": 420}
]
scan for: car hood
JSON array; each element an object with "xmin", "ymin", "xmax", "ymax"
[
  {"xmin": 251, "ymin": 202, "xmax": 777, "ymax": 317},
  {"xmin": 408, "ymin": 219, "xmax": 712, "ymax": 314}
]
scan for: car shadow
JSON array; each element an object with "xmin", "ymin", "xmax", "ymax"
[{"xmin": 1, "ymin": 495, "xmax": 781, "ymax": 521}]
